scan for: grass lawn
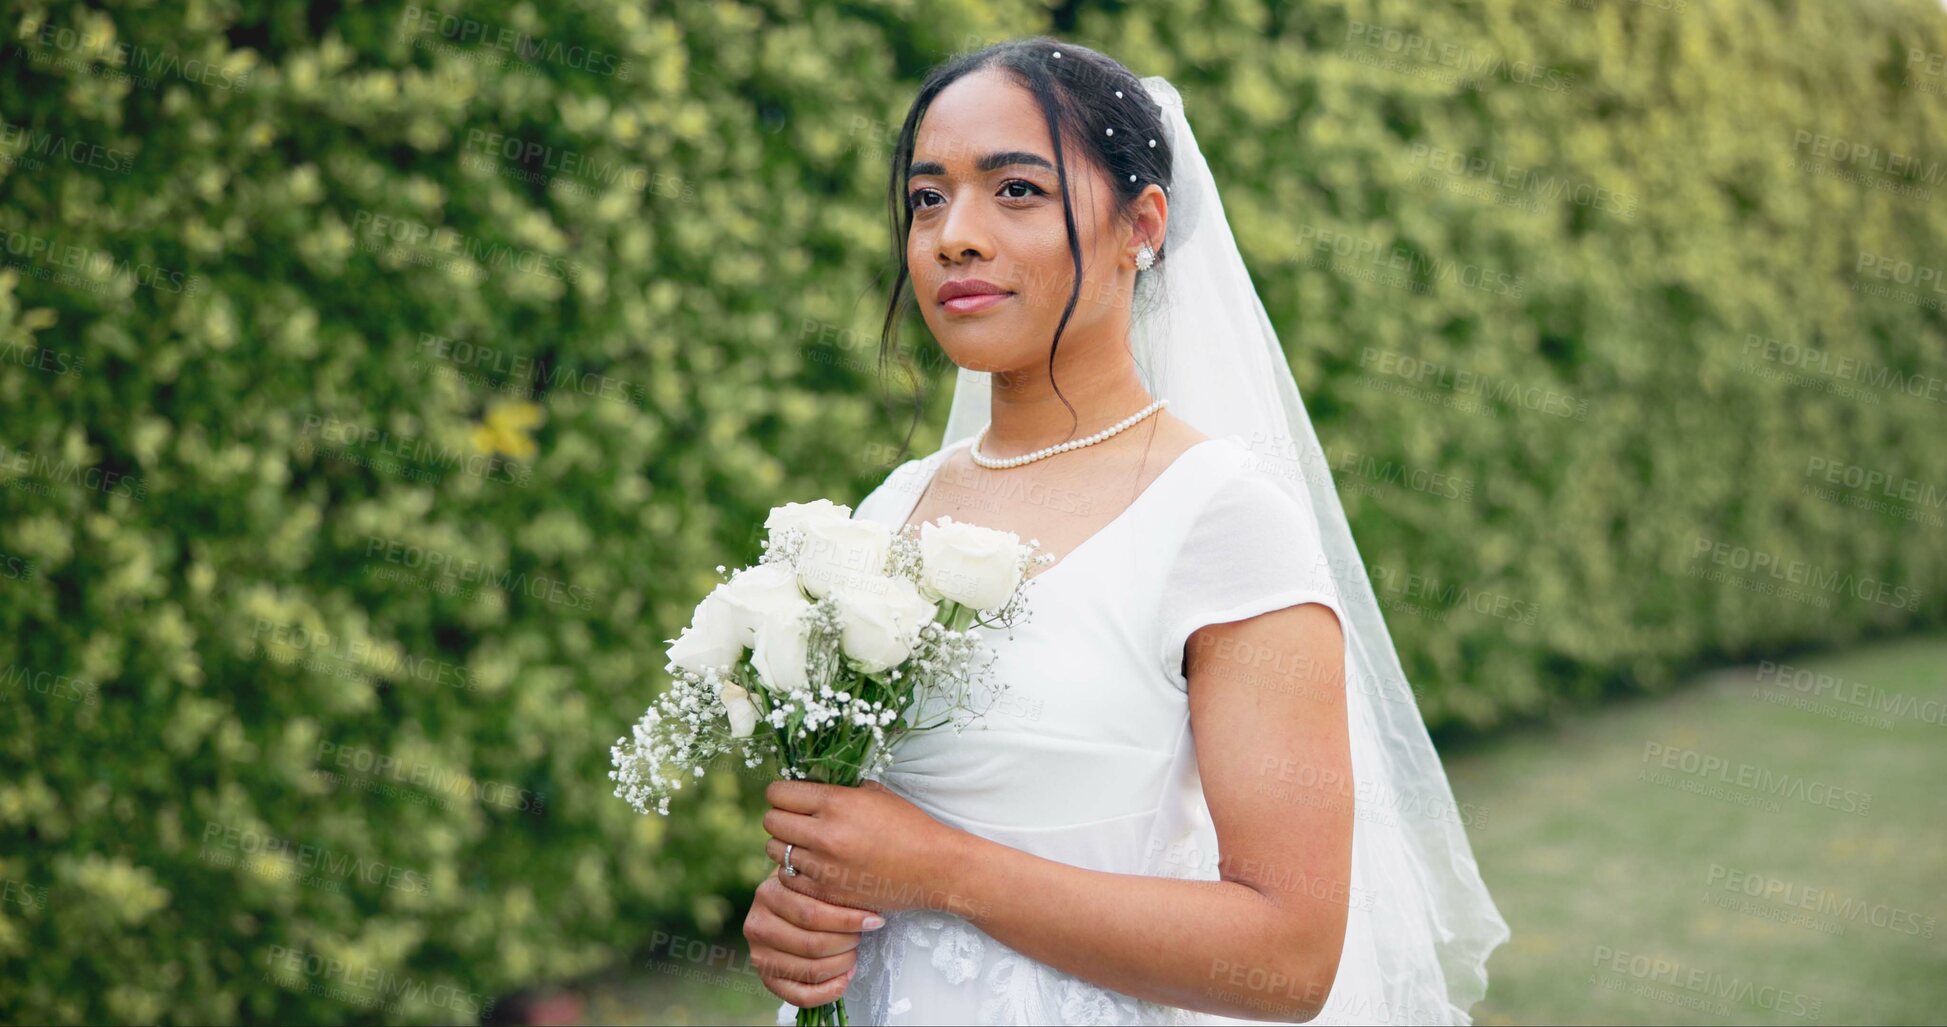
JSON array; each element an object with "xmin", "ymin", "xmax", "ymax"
[
  {"xmin": 597, "ymin": 635, "xmax": 1947, "ymax": 1025},
  {"xmin": 1457, "ymin": 633, "xmax": 1946, "ymax": 1025}
]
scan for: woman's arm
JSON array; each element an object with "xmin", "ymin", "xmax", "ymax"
[{"xmin": 763, "ymin": 601, "xmax": 1353, "ymax": 1023}]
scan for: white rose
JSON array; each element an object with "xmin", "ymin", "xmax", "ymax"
[
  {"xmin": 665, "ymin": 584, "xmax": 746, "ymax": 675},
  {"xmin": 918, "ymin": 517, "xmax": 1025, "ymax": 611},
  {"xmin": 750, "ymin": 602, "xmax": 813, "ymax": 694},
  {"xmin": 765, "ymin": 499, "xmax": 853, "ymax": 542},
  {"xmin": 718, "ymin": 561, "xmax": 807, "ymax": 648},
  {"xmin": 717, "ymin": 681, "xmax": 761, "ymax": 738},
  {"xmin": 830, "ymin": 576, "xmax": 938, "ymax": 673},
  {"xmin": 798, "ymin": 517, "xmax": 893, "ymax": 600}
]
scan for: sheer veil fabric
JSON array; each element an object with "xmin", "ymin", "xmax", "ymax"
[{"xmin": 930, "ymin": 76, "xmax": 1510, "ymax": 1025}]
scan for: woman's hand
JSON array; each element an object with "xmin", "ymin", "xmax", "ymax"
[
  {"xmin": 744, "ymin": 872, "xmax": 881, "ymax": 1008},
  {"xmin": 763, "ymin": 778, "xmax": 968, "ymax": 916}
]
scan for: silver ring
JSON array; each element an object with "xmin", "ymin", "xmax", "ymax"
[{"xmin": 782, "ymin": 842, "xmax": 799, "ymax": 877}]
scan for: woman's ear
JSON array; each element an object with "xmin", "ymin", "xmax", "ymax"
[{"xmin": 1130, "ymin": 182, "xmax": 1168, "ymax": 263}]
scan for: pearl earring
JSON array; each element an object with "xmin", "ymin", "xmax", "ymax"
[{"xmin": 1135, "ymin": 242, "xmax": 1156, "ymax": 272}]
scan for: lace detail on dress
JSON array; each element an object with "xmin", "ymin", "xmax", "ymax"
[
  {"xmin": 977, "ymin": 943, "xmax": 1203, "ymax": 1025},
  {"xmin": 910, "ymin": 912, "xmax": 985, "ymax": 985},
  {"xmin": 1058, "ymin": 976, "xmax": 1125, "ymax": 1023},
  {"xmin": 848, "ymin": 908, "xmax": 917, "ymax": 1023},
  {"xmin": 804, "ymin": 906, "xmax": 1217, "ymax": 1025}
]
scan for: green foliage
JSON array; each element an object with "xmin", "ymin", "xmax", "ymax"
[{"xmin": 0, "ymin": 0, "xmax": 1941, "ymax": 1023}]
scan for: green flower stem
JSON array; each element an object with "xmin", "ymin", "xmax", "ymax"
[{"xmin": 796, "ymin": 998, "xmax": 847, "ymax": 1026}]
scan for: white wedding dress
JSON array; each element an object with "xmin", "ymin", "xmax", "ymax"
[{"xmin": 775, "ymin": 431, "xmax": 1356, "ymax": 1027}]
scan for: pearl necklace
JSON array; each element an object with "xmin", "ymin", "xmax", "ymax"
[{"xmin": 969, "ymin": 398, "xmax": 1170, "ymax": 469}]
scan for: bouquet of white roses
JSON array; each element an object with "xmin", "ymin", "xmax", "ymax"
[{"xmin": 610, "ymin": 498, "xmax": 1045, "ymax": 1022}]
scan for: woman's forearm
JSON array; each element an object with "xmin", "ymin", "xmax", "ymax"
[{"xmin": 936, "ymin": 827, "xmax": 1338, "ymax": 1022}]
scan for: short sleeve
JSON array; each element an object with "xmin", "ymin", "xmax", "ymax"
[{"xmin": 1158, "ymin": 466, "xmax": 1346, "ymax": 692}]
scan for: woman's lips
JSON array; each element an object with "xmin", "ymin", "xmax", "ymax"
[{"xmin": 942, "ymin": 292, "xmax": 1013, "ymax": 314}]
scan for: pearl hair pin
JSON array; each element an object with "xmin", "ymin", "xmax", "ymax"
[
  {"xmin": 969, "ymin": 398, "xmax": 1170, "ymax": 469},
  {"xmin": 1047, "ymin": 52, "xmax": 1160, "ymax": 169}
]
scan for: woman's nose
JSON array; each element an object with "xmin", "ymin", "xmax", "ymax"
[{"xmin": 936, "ymin": 200, "xmax": 991, "ymax": 265}]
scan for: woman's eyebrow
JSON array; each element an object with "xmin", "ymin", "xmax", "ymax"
[{"xmin": 907, "ymin": 150, "xmax": 1054, "ymax": 180}]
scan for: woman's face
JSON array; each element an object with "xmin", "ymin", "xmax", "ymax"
[{"xmin": 904, "ymin": 67, "xmax": 1138, "ymax": 376}]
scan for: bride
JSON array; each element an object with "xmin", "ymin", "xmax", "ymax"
[{"xmin": 746, "ymin": 37, "xmax": 1509, "ymax": 1026}]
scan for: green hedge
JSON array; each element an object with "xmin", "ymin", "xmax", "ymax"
[{"xmin": 0, "ymin": 0, "xmax": 1942, "ymax": 1022}]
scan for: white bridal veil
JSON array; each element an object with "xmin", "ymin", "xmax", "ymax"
[{"xmin": 933, "ymin": 76, "xmax": 1511, "ymax": 1025}]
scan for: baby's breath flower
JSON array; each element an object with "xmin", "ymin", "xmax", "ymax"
[{"xmin": 610, "ymin": 528, "xmax": 1047, "ymax": 813}]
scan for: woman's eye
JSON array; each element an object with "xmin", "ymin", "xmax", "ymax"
[{"xmin": 907, "ymin": 181, "xmax": 1043, "ymax": 211}]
